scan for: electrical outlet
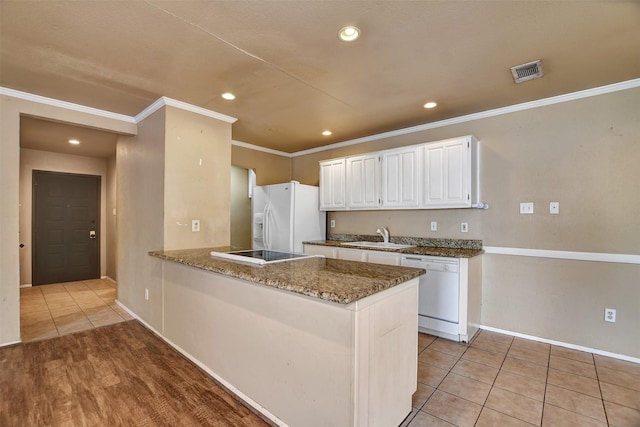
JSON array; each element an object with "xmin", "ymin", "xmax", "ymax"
[
  {"xmin": 461, "ymin": 222, "xmax": 468, "ymax": 233},
  {"xmin": 192, "ymin": 219, "xmax": 200, "ymax": 232},
  {"xmin": 520, "ymin": 202, "xmax": 534, "ymax": 214},
  {"xmin": 604, "ymin": 308, "xmax": 616, "ymax": 323},
  {"xmin": 144, "ymin": 288, "xmax": 149, "ymax": 301},
  {"xmin": 430, "ymin": 221, "xmax": 437, "ymax": 232},
  {"xmin": 330, "ymin": 219, "xmax": 336, "ymax": 228},
  {"xmin": 550, "ymin": 202, "xmax": 560, "ymax": 214}
]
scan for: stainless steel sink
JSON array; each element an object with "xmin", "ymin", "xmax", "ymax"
[{"xmin": 341, "ymin": 241, "xmax": 416, "ymax": 249}]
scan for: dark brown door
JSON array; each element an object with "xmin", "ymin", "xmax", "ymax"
[{"xmin": 32, "ymin": 171, "xmax": 100, "ymax": 285}]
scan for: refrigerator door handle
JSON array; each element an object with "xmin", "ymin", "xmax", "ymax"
[{"xmin": 263, "ymin": 204, "xmax": 271, "ymax": 249}]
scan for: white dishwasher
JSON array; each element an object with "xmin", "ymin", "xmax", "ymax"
[{"xmin": 401, "ymin": 255, "xmax": 461, "ymax": 340}]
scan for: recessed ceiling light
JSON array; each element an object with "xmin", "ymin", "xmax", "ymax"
[
  {"xmin": 322, "ymin": 130, "xmax": 332, "ymax": 136},
  {"xmin": 338, "ymin": 26, "xmax": 360, "ymax": 42},
  {"xmin": 221, "ymin": 92, "xmax": 236, "ymax": 100},
  {"xmin": 423, "ymin": 102, "xmax": 438, "ymax": 109},
  {"xmin": 69, "ymin": 139, "xmax": 80, "ymax": 145}
]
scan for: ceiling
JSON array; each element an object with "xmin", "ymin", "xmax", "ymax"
[{"xmin": 2, "ymin": 1, "xmax": 640, "ymax": 157}]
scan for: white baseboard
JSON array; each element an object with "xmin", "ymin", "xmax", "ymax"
[
  {"xmin": 0, "ymin": 339, "xmax": 22, "ymax": 348},
  {"xmin": 101, "ymin": 275, "xmax": 117, "ymax": 284},
  {"xmin": 480, "ymin": 325, "xmax": 640, "ymax": 364},
  {"xmin": 113, "ymin": 300, "xmax": 287, "ymax": 427},
  {"xmin": 20, "ymin": 284, "xmax": 32, "ymax": 288}
]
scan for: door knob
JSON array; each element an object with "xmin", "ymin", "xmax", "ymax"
[{"xmin": 89, "ymin": 230, "xmax": 96, "ymax": 239}]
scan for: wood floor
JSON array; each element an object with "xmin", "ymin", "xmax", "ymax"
[{"xmin": 0, "ymin": 320, "xmax": 269, "ymax": 427}]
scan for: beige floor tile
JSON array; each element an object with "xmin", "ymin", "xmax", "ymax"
[
  {"xmin": 43, "ymin": 292, "xmax": 77, "ymax": 309},
  {"xmin": 545, "ymin": 383, "xmax": 606, "ymax": 422},
  {"xmin": 428, "ymin": 339, "xmax": 468, "ymax": 358},
  {"xmin": 549, "ymin": 355, "xmax": 597, "ymax": 379},
  {"xmin": 597, "ymin": 365, "xmax": 640, "ymax": 392},
  {"xmin": 603, "ymin": 400, "xmax": 640, "ymax": 427},
  {"xmin": 54, "ymin": 312, "xmax": 94, "ymax": 335},
  {"xmin": 438, "ymin": 372, "xmax": 491, "ymax": 405},
  {"xmin": 94, "ymin": 288, "xmax": 116, "ymax": 301},
  {"xmin": 418, "ymin": 348, "xmax": 460, "ymax": 370},
  {"xmin": 417, "ymin": 362, "xmax": 448, "ymax": 388},
  {"xmin": 407, "ymin": 410, "xmax": 455, "ymax": 426},
  {"xmin": 63, "ymin": 281, "xmax": 90, "ymax": 291},
  {"xmin": 501, "ymin": 356, "xmax": 548, "ymax": 382},
  {"xmin": 550, "ymin": 345, "xmax": 594, "ymax": 364},
  {"xmin": 20, "ymin": 286, "xmax": 43, "ymax": 296},
  {"xmin": 600, "ymin": 381, "xmax": 640, "ymax": 411},
  {"xmin": 475, "ymin": 330, "xmax": 514, "ymax": 345},
  {"xmin": 422, "ymin": 390, "xmax": 482, "ymax": 427},
  {"xmin": 451, "ymin": 359, "xmax": 499, "ymax": 385},
  {"xmin": 594, "ymin": 354, "xmax": 640, "ymax": 377},
  {"xmin": 21, "ymin": 318, "xmax": 58, "ymax": 342},
  {"xmin": 20, "ymin": 295, "xmax": 49, "ymax": 313},
  {"xmin": 471, "ymin": 335, "xmax": 511, "ymax": 355},
  {"xmin": 418, "ymin": 333, "xmax": 437, "ymax": 350},
  {"xmin": 49, "ymin": 304, "xmax": 83, "ymax": 318},
  {"xmin": 542, "ymin": 403, "xmax": 607, "ymax": 427},
  {"xmin": 39, "ymin": 283, "xmax": 69, "ymax": 294},
  {"xmin": 511, "ymin": 337, "xmax": 551, "ymax": 355},
  {"xmin": 508, "ymin": 346, "xmax": 550, "ymax": 367},
  {"xmin": 21, "ymin": 310, "xmax": 54, "ymax": 326},
  {"xmin": 461, "ymin": 346, "xmax": 506, "ymax": 369},
  {"xmin": 493, "ymin": 369, "xmax": 546, "ymax": 401},
  {"xmin": 547, "ymin": 368, "xmax": 601, "ymax": 398},
  {"xmin": 413, "ymin": 383, "xmax": 436, "ymax": 410},
  {"xmin": 73, "ymin": 294, "xmax": 108, "ymax": 309},
  {"xmin": 475, "ymin": 407, "xmax": 536, "ymax": 427},
  {"xmin": 485, "ymin": 387, "xmax": 543, "ymax": 425},
  {"xmin": 85, "ymin": 306, "xmax": 125, "ymax": 328}
]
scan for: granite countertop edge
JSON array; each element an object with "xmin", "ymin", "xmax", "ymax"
[
  {"xmin": 149, "ymin": 248, "xmax": 424, "ymax": 305},
  {"xmin": 304, "ymin": 239, "xmax": 484, "ymax": 258}
]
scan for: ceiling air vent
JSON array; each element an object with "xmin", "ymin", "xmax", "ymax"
[{"xmin": 511, "ymin": 60, "xmax": 543, "ymax": 84}]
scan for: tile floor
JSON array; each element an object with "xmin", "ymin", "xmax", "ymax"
[
  {"xmin": 20, "ymin": 279, "xmax": 133, "ymax": 342},
  {"xmin": 403, "ymin": 330, "xmax": 640, "ymax": 427}
]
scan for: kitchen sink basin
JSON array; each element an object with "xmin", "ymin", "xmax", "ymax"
[{"xmin": 341, "ymin": 241, "xmax": 416, "ymax": 249}]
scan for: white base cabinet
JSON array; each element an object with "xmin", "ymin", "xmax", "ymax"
[{"xmin": 305, "ymin": 244, "xmax": 401, "ymax": 266}]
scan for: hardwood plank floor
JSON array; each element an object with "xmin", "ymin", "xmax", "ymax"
[{"xmin": 0, "ymin": 320, "xmax": 269, "ymax": 426}]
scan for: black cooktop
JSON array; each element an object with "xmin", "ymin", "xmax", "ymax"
[{"xmin": 231, "ymin": 250, "xmax": 310, "ymax": 262}]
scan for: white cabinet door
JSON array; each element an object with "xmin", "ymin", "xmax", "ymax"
[
  {"xmin": 337, "ymin": 247, "xmax": 368, "ymax": 262},
  {"xmin": 366, "ymin": 251, "xmax": 401, "ymax": 266},
  {"xmin": 381, "ymin": 146, "xmax": 420, "ymax": 208},
  {"xmin": 423, "ymin": 137, "xmax": 471, "ymax": 208},
  {"xmin": 319, "ymin": 159, "xmax": 346, "ymax": 210},
  {"xmin": 303, "ymin": 244, "xmax": 338, "ymax": 258},
  {"xmin": 346, "ymin": 153, "xmax": 380, "ymax": 209}
]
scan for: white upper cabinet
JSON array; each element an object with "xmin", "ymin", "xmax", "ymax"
[
  {"xmin": 346, "ymin": 153, "xmax": 381, "ymax": 209},
  {"xmin": 319, "ymin": 158, "xmax": 346, "ymax": 210},
  {"xmin": 422, "ymin": 136, "xmax": 477, "ymax": 208},
  {"xmin": 318, "ymin": 135, "xmax": 478, "ymax": 211},
  {"xmin": 381, "ymin": 146, "xmax": 420, "ymax": 208}
]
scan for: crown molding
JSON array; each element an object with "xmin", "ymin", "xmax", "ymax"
[
  {"xmin": 135, "ymin": 97, "xmax": 237, "ymax": 124},
  {"xmin": 231, "ymin": 140, "xmax": 292, "ymax": 158},
  {"xmin": 0, "ymin": 86, "xmax": 137, "ymax": 123},
  {"xmin": 291, "ymin": 78, "xmax": 640, "ymax": 157}
]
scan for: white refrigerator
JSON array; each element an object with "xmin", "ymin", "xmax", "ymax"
[{"xmin": 252, "ymin": 181, "xmax": 326, "ymax": 253}]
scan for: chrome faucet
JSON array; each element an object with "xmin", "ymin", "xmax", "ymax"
[{"xmin": 376, "ymin": 227, "xmax": 390, "ymax": 243}]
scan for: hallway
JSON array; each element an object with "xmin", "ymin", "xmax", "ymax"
[{"xmin": 20, "ymin": 279, "xmax": 132, "ymax": 342}]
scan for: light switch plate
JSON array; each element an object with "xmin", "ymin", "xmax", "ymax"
[
  {"xmin": 461, "ymin": 222, "xmax": 468, "ymax": 233},
  {"xmin": 192, "ymin": 219, "xmax": 200, "ymax": 232},
  {"xmin": 330, "ymin": 220, "xmax": 336, "ymax": 228},
  {"xmin": 550, "ymin": 201, "xmax": 560, "ymax": 214},
  {"xmin": 430, "ymin": 221, "xmax": 437, "ymax": 231},
  {"xmin": 520, "ymin": 202, "xmax": 534, "ymax": 214}
]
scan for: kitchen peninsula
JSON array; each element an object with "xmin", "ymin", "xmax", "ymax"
[{"xmin": 149, "ymin": 247, "xmax": 424, "ymax": 427}]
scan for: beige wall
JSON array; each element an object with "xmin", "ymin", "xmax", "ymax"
[
  {"xmin": 292, "ymin": 87, "xmax": 640, "ymax": 358},
  {"xmin": 19, "ymin": 148, "xmax": 108, "ymax": 285},
  {"xmin": 117, "ymin": 109, "xmax": 166, "ymax": 329},
  {"xmin": 164, "ymin": 106, "xmax": 231, "ymax": 249},
  {"xmin": 0, "ymin": 93, "xmax": 136, "ymax": 345},
  {"xmin": 117, "ymin": 105, "xmax": 233, "ymax": 331},
  {"xmin": 106, "ymin": 154, "xmax": 117, "ymax": 280},
  {"xmin": 232, "ymin": 144, "xmax": 291, "ymax": 185},
  {"xmin": 230, "ymin": 165, "xmax": 252, "ymax": 250}
]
